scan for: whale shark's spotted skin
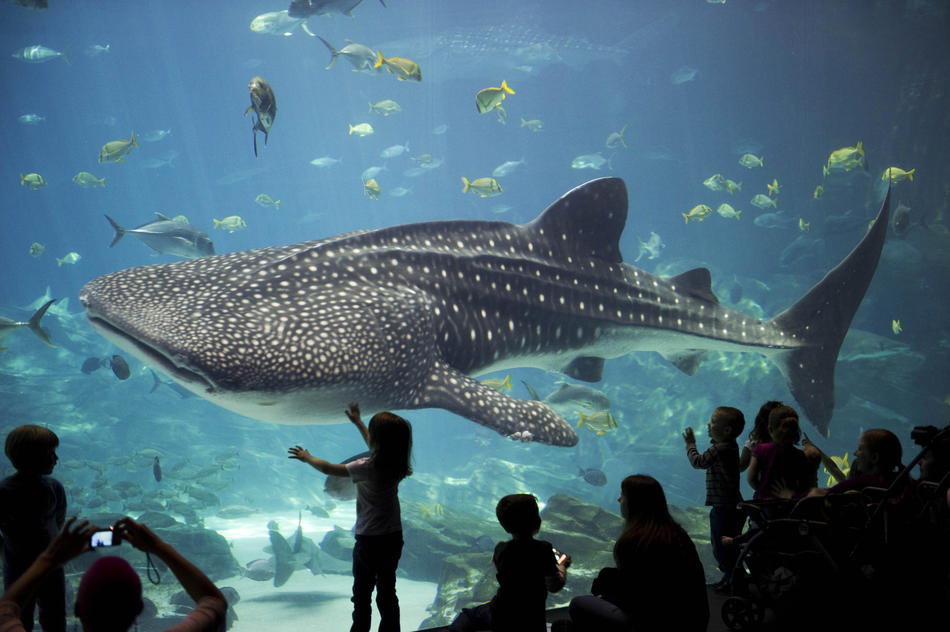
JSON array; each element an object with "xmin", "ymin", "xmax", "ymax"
[{"xmin": 79, "ymin": 178, "xmax": 889, "ymax": 445}]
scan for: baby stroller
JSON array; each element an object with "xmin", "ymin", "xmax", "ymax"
[{"xmin": 720, "ymin": 424, "xmax": 950, "ymax": 631}]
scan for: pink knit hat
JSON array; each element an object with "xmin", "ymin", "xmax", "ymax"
[{"xmin": 75, "ymin": 556, "xmax": 143, "ymax": 629}]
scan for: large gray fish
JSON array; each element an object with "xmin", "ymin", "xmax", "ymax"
[
  {"xmin": 0, "ymin": 299, "xmax": 56, "ymax": 350},
  {"xmin": 105, "ymin": 213, "xmax": 214, "ymax": 259},
  {"xmin": 245, "ymin": 76, "xmax": 276, "ymax": 157},
  {"xmin": 79, "ymin": 178, "xmax": 889, "ymax": 445}
]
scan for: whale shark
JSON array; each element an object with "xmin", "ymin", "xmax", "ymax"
[{"xmin": 79, "ymin": 178, "xmax": 889, "ymax": 446}]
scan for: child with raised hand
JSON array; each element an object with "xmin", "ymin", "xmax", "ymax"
[
  {"xmin": 683, "ymin": 406, "xmax": 744, "ymax": 590},
  {"xmin": 746, "ymin": 405, "xmax": 820, "ymax": 500},
  {"xmin": 0, "ymin": 425, "xmax": 67, "ymax": 632},
  {"xmin": 449, "ymin": 494, "xmax": 570, "ymax": 632},
  {"xmin": 289, "ymin": 402, "xmax": 412, "ymax": 632}
]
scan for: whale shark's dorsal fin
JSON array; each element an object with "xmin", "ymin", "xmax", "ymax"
[
  {"xmin": 526, "ymin": 177, "xmax": 627, "ymax": 264},
  {"xmin": 670, "ymin": 268, "xmax": 718, "ymax": 304}
]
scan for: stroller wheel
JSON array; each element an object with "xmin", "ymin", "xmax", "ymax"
[{"xmin": 722, "ymin": 596, "xmax": 764, "ymax": 631}]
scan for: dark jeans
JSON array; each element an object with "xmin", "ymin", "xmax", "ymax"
[
  {"xmin": 710, "ymin": 504, "xmax": 742, "ymax": 580},
  {"xmin": 351, "ymin": 531, "xmax": 403, "ymax": 632}
]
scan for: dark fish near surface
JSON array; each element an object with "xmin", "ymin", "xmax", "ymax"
[
  {"xmin": 288, "ymin": 0, "xmax": 386, "ymax": 18},
  {"xmin": 152, "ymin": 456, "xmax": 162, "ymax": 482},
  {"xmin": 324, "ymin": 451, "xmax": 370, "ymax": 500},
  {"xmin": 245, "ymin": 76, "xmax": 276, "ymax": 157},
  {"xmin": 579, "ymin": 467, "xmax": 607, "ymax": 487},
  {"xmin": 105, "ymin": 213, "xmax": 215, "ymax": 259},
  {"xmin": 80, "ymin": 179, "xmax": 890, "ymax": 441},
  {"xmin": 81, "ymin": 357, "xmax": 104, "ymax": 374},
  {"xmin": 110, "ymin": 354, "xmax": 130, "ymax": 380}
]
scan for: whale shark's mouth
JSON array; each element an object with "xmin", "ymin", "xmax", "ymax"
[{"xmin": 84, "ymin": 310, "xmax": 217, "ymax": 392}]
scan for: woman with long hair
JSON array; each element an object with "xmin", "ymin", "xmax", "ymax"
[{"xmin": 568, "ymin": 474, "xmax": 709, "ymax": 631}]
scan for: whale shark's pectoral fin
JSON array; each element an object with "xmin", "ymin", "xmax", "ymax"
[
  {"xmin": 562, "ymin": 356, "xmax": 604, "ymax": 382},
  {"xmin": 420, "ymin": 361, "xmax": 578, "ymax": 446}
]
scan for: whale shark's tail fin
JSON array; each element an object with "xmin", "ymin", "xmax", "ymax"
[{"xmin": 770, "ymin": 189, "xmax": 890, "ymax": 436}]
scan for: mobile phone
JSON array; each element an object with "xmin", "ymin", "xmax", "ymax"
[
  {"xmin": 553, "ymin": 548, "xmax": 562, "ymax": 562},
  {"xmin": 90, "ymin": 528, "xmax": 120, "ymax": 548}
]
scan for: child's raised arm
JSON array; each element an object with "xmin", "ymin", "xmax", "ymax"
[{"xmin": 346, "ymin": 402, "xmax": 371, "ymax": 447}]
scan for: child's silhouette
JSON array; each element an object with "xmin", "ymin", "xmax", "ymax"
[
  {"xmin": 0, "ymin": 425, "xmax": 67, "ymax": 632},
  {"xmin": 449, "ymin": 494, "xmax": 570, "ymax": 632}
]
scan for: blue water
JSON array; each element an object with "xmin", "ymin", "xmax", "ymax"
[{"xmin": 2, "ymin": 0, "xmax": 949, "ymax": 627}]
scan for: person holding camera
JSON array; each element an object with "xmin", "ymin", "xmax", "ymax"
[
  {"xmin": 0, "ymin": 516, "xmax": 227, "ymax": 632},
  {"xmin": 0, "ymin": 425, "xmax": 67, "ymax": 632}
]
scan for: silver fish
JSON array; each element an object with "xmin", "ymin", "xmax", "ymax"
[{"xmin": 105, "ymin": 213, "xmax": 214, "ymax": 259}]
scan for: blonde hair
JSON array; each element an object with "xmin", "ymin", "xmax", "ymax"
[{"xmin": 4, "ymin": 424, "xmax": 59, "ymax": 472}]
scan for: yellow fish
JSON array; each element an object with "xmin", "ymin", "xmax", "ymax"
[
  {"xmin": 20, "ymin": 173, "xmax": 47, "ymax": 190},
  {"xmin": 738, "ymin": 153, "xmax": 764, "ymax": 168},
  {"xmin": 750, "ymin": 194, "xmax": 776, "ymax": 209},
  {"xmin": 254, "ymin": 193, "xmax": 280, "ymax": 210},
  {"xmin": 420, "ymin": 503, "xmax": 445, "ymax": 519},
  {"xmin": 348, "ymin": 123, "xmax": 374, "ymax": 137},
  {"xmin": 767, "ymin": 178, "xmax": 781, "ymax": 197},
  {"xmin": 827, "ymin": 141, "xmax": 864, "ymax": 168},
  {"xmin": 682, "ymin": 204, "xmax": 713, "ymax": 223},
  {"xmin": 521, "ymin": 118, "xmax": 543, "ymax": 132},
  {"xmin": 56, "ymin": 251, "xmax": 81, "ymax": 266},
  {"xmin": 605, "ymin": 124, "xmax": 627, "ymax": 148},
  {"xmin": 577, "ymin": 410, "xmax": 618, "ymax": 435},
  {"xmin": 213, "ymin": 216, "xmax": 247, "ymax": 233},
  {"xmin": 703, "ymin": 174, "xmax": 725, "ymax": 192},
  {"xmin": 824, "ymin": 453, "xmax": 850, "ymax": 486},
  {"xmin": 813, "ymin": 184, "xmax": 824, "ymax": 199},
  {"xmin": 475, "ymin": 80, "xmax": 515, "ymax": 114},
  {"xmin": 374, "ymin": 51, "xmax": 422, "ymax": 82},
  {"xmin": 481, "ymin": 375, "xmax": 512, "ymax": 393},
  {"xmin": 882, "ymin": 166, "xmax": 915, "ymax": 183},
  {"xmin": 29, "ymin": 242, "xmax": 45, "ymax": 257},
  {"xmin": 892, "ymin": 319, "xmax": 902, "ymax": 335},
  {"xmin": 98, "ymin": 131, "xmax": 138, "ymax": 163},
  {"xmin": 716, "ymin": 203, "xmax": 741, "ymax": 220},
  {"xmin": 363, "ymin": 178, "xmax": 381, "ymax": 199},
  {"xmin": 73, "ymin": 172, "xmax": 105, "ymax": 188},
  {"xmin": 798, "ymin": 218, "xmax": 810, "ymax": 232},
  {"xmin": 724, "ymin": 179, "xmax": 742, "ymax": 194},
  {"xmin": 369, "ymin": 99, "xmax": 402, "ymax": 116},
  {"xmin": 461, "ymin": 177, "xmax": 502, "ymax": 198}
]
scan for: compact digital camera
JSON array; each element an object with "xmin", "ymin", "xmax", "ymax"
[{"xmin": 90, "ymin": 527, "xmax": 120, "ymax": 548}]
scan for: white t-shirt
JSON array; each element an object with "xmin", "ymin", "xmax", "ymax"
[{"xmin": 345, "ymin": 457, "xmax": 402, "ymax": 536}]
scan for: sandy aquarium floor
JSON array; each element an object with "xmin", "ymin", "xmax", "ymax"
[{"xmin": 201, "ymin": 511, "xmax": 438, "ymax": 632}]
